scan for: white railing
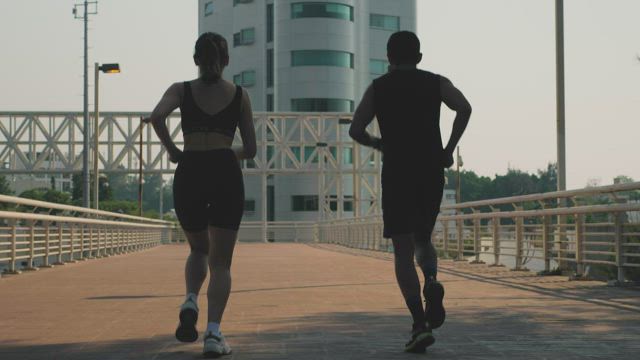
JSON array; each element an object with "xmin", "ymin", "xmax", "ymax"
[
  {"xmin": 317, "ymin": 182, "xmax": 640, "ymax": 282},
  {"xmin": 238, "ymin": 221, "xmax": 317, "ymax": 243},
  {"xmin": 0, "ymin": 194, "xmax": 178, "ymax": 275}
]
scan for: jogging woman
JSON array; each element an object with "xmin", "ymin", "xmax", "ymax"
[{"xmin": 143, "ymin": 32, "xmax": 256, "ymax": 358}]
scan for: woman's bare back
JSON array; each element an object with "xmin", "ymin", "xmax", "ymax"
[{"xmin": 182, "ymin": 78, "xmax": 238, "ymax": 151}]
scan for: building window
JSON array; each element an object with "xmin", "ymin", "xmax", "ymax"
[
  {"xmin": 234, "ymin": 0, "xmax": 253, "ymax": 5},
  {"xmin": 370, "ymin": 59, "xmax": 389, "ymax": 77},
  {"xmin": 292, "ymin": 195, "xmax": 319, "ymax": 211},
  {"xmin": 266, "ymin": 3, "xmax": 274, "ymax": 42},
  {"xmin": 291, "ymin": 98, "xmax": 354, "ymax": 112},
  {"xmin": 267, "ymin": 94, "xmax": 274, "ymax": 112},
  {"xmin": 244, "ymin": 199, "xmax": 256, "ymax": 213},
  {"xmin": 233, "ymin": 28, "xmax": 255, "ymax": 47},
  {"xmin": 204, "ymin": 1, "xmax": 214, "ymax": 16},
  {"xmin": 291, "ymin": 50, "xmax": 354, "ymax": 68},
  {"xmin": 370, "ymin": 14, "xmax": 400, "ymax": 31},
  {"xmin": 291, "ymin": 2, "xmax": 353, "ymax": 21},
  {"xmin": 233, "ymin": 70, "xmax": 256, "ymax": 87},
  {"xmin": 329, "ymin": 195, "xmax": 354, "ymax": 212},
  {"xmin": 266, "ymin": 49, "xmax": 274, "ymax": 87},
  {"xmin": 343, "ymin": 147, "xmax": 353, "ymax": 164}
]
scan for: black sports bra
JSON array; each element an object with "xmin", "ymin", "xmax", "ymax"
[{"xmin": 180, "ymin": 81, "xmax": 243, "ymax": 138}]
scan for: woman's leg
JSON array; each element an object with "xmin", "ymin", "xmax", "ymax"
[
  {"xmin": 206, "ymin": 226, "xmax": 238, "ymax": 324},
  {"xmin": 184, "ymin": 229, "xmax": 210, "ymax": 296}
]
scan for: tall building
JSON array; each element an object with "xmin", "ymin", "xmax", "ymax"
[
  {"xmin": 198, "ymin": 0, "xmax": 426, "ymax": 230},
  {"xmin": 198, "ymin": 0, "xmax": 417, "ymax": 111}
]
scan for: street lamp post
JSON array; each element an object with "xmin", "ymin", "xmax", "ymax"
[
  {"xmin": 555, "ymin": 0, "xmax": 566, "ymax": 193},
  {"xmin": 456, "ymin": 146, "xmax": 463, "ymax": 205},
  {"xmin": 138, "ymin": 121, "xmax": 144, "ymax": 217},
  {"xmin": 73, "ymin": 0, "xmax": 98, "ymax": 208},
  {"xmin": 93, "ymin": 63, "xmax": 120, "ymax": 209}
]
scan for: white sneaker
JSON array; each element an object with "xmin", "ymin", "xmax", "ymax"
[
  {"xmin": 175, "ymin": 298, "xmax": 199, "ymax": 342},
  {"xmin": 203, "ymin": 332, "xmax": 232, "ymax": 358}
]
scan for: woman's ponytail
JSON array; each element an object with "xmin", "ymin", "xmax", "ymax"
[{"xmin": 194, "ymin": 32, "xmax": 228, "ymax": 84}]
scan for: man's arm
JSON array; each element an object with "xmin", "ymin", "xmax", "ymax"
[
  {"xmin": 349, "ymin": 85, "xmax": 382, "ymax": 151},
  {"xmin": 441, "ymin": 76, "xmax": 472, "ymax": 167},
  {"xmin": 142, "ymin": 83, "xmax": 182, "ymax": 163}
]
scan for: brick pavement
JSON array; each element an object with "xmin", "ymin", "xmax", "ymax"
[{"xmin": 1, "ymin": 243, "xmax": 639, "ymax": 359}]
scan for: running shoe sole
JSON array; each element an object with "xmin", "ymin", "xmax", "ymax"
[
  {"xmin": 203, "ymin": 349, "xmax": 232, "ymax": 359},
  {"xmin": 404, "ymin": 331, "xmax": 436, "ymax": 353},
  {"xmin": 175, "ymin": 308, "xmax": 198, "ymax": 343},
  {"xmin": 424, "ymin": 281, "xmax": 446, "ymax": 329}
]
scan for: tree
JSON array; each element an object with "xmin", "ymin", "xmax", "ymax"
[
  {"xmin": 0, "ymin": 175, "xmax": 13, "ymax": 195},
  {"xmin": 71, "ymin": 173, "xmax": 82, "ymax": 203},
  {"xmin": 536, "ymin": 163, "xmax": 557, "ymax": 193},
  {"xmin": 19, "ymin": 188, "xmax": 71, "ymax": 205}
]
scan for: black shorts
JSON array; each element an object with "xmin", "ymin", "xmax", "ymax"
[
  {"xmin": 381, "ymin": 164, "xmax": 444, "ymax": 238},
  {"xmin": 173, "ymin": 149, "xmax": 245, "ymax": 232}
]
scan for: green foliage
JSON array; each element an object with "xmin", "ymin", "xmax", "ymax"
[
  {"xmin": 0, "ymin": 175, "xmax": 13, "ymax": 195},
  {"xmin": 107, "ymin": 171, "xmax": 173, "ymax": 213},
  {"xmin": 445, "ymin": 163, "xmax": 558, "ymax": 202},
  {"xmin": 99, "ymin": 200, "xmax": 139, "ymax": 215},
  {"xmin": 19, "ymin": 188, "xmax": 72, "ymax": 207}
]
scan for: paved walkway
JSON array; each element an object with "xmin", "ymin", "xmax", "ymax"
[{"xmin": 1, "ymin": 243, "xmax": 639, "ymax": 359}]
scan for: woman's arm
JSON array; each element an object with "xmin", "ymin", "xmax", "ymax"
[
  {"xmin": 232, "ymin": 88, "xmax": 257, "ymax": 160},
  {"xmin": 141, "ymin": 83, "xmax": 182, "ymax": 163}
]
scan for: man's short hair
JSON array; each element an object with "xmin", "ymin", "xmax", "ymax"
[{"xmin": 387, "ymin": 31, "xmax": 421, "ymax": 65}]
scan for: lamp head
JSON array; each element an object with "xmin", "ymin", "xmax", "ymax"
[{"xmin": 99, "ymin": 63, "xmax": 120, "ymax": 73}]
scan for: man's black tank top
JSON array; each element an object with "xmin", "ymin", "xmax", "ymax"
[
  {"xmin": 373, "ymin": 69, "xmax": 442, "ymax": 168},
  {"xmin": 180, "ymin": 81, "xmax": 243, "ymax": 138}
]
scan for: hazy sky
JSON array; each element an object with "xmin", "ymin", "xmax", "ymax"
[{"xmin": 1, "ymin": 0, "xmax": 638, "ymax": 189}]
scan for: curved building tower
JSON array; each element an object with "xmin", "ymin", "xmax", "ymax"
[
  {"xmin": 198, "ymin": 0, "xmax": 417, "ymax": 228},
  {"xmin": 199, "ymin": 0, "xmax": 417, "ymax": 112}
]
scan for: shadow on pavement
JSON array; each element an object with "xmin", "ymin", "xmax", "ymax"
[{"xmin": 1, "ymin": 309, "xmax": 638, "ymax": 360}]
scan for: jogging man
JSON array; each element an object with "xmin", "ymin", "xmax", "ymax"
[{"xmin": 349, "ymin": 31, "xmax": 471, "ymax": 352}]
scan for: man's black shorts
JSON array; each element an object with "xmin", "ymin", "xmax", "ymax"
[{"xmin": 381, "ymin": 164, "xmax": 444, "ymax": 238}]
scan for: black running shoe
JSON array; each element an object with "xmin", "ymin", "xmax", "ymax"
[
  {"xmin": 404, "ymin": 327, "xmax": 435, "ymax": 353},
  {"xmin": 175, "ymin": 299, "xmax": 199, "ymax": 343},
  {"xmin": 424, "ymin": 278, "xmax": 446, "ymax": 329}
]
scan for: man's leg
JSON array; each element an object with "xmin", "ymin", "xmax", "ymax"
[
  {"xmin": 391, "ymin": 234, "xmax": 425, "ymax": 330},
  {"xmin": 413, "ymin": 231, "xmax": 438, "ymax": 281},
  {"xmin": 414, "ymin": 210, "xmax": 446, "ymax": 329}
]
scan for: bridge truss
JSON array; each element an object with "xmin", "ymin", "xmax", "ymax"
[{"xmin": 0, "ymin": 112, "xmax": 382, "ymax": 223}]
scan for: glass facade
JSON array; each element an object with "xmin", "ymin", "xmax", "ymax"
[
  {"xmin": 244, "ymin": 199, "xmax": 256, "ymax": 212},
  {"xmin": 233, "ymin": 0, "xmax": 253, "ymax": 5},
  {"xmin": 291, "ymin": 98, "xmax": 354, "ymax": 112},
  {"xmin": 292, "ymin": 195, "xmax": 319, "ymax": 211},
  {"xmin": 204, "ymin": 1, "xmax": 214, "ymax": 16},
  {"xmin": 233, "ymin": 70, "xmax": 256, "ymax": 87},
  {"xmin": 291, "ymin": 50, "xmax": 354, "ymax": 68},
  {"xmin": 370, "ymin": 14, "xmax": 400, "ymax": 31},
  {"xmin": 370, "ymin": 59, "xmax": 389, "ymax": 76},
  {"xmin": 266, "ymin": 94, "xmax": 274, "ymax": 112},
  {"xmin": 329, "ymin": 195, "xmax": 353, "ymax": 212},
  {"xmin": 291, "ymin": 2, "xmax": 354, "ymax": 21},
  {"xmin": 266, "ymin": 49, "xmax": 274, "ymax": 87},
  {"xmin": 266, "ymin": 3, "xmax": 274, "ymax": 42},
  {"xmin": 233, "ymin": 28, "xmax": 255, "ymax": 47}
]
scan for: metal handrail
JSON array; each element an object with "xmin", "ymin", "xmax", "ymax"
[
  {"xmin": 441, "ymin": 181, "xmax": 640, "ymax": 210},
  {"xmin": 0, "ymin": 196, "xmax": 178, "ymax": 275},
  {"xmin": 0, "ymin": 194, "xmax": 172, "ymax": 225},
  {"xmin": 317, "ymin": 183, "xmax": 640, "ymax": 283}
]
